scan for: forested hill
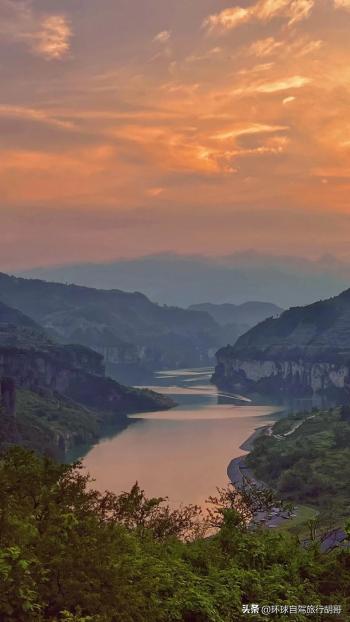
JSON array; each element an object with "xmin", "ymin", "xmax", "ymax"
[
  {"xmin": 0, "ymin": 300, "xmax": 53, "ymax": 349},
  {"xmin": 212, "ymin": 287, "xmax": 350, "ymax": 398},
  {"xmin": 230, "ymin": 288, "xmax": 350, "ymax": 362},
  {"xmin": 248, "ymin": 405, "xmax": 350, "ymax": 520},
  {"xmin": 0, "ymin": 301, "xmax": 174, "ymax": 458},
  {"xmin": 0, "ymin": 300, "xmax": 41, "ymax": 329},
  {"xmin": 0, "ymin": 272, "xmax": 219, "ymax": 371}
]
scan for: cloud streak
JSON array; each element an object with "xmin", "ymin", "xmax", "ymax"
[
  {"xmin": 0, "ymin": 104, "xmax": 75, "ymax": 129},
  {"xmin": 254, "ymin": 75, "xmax": 311, "ymax": 92},
  {"xmin": 204, "ymin": 0, "xmax": 315, "ymax": 33}
]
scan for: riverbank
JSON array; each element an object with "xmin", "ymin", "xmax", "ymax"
[
  {"xmin": 227, "ymin": 403, "xmax": 289, "ymax": 487},
  {"xmin": 82, "ymin": 367, "xmax": 279, "ymax": 509},
  {"xmin": 237, "ymin": 408, "xmax": 350, "ymax": 549},
  {"xmin": 227, "ymin": 421, "xmax": 294, "ymax": 528},
  {"xmin": 227, "ymin": 422, "xmax": 271, "ymax": 487}
]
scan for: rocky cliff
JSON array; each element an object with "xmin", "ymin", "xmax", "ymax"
[
  {"xmin": 0, "ymin": 301, "xmax": 175, "ymax": 457},
  {"xmin": 212, "ymin": 288, "xmax": 350, "ymax": 400}
]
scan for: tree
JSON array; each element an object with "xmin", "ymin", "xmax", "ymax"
[
  {"xmin": 206, "ymin": 478, "xmax": 291, "ymax": 529},
  {"xmin": 0, "ymin": 446, "xmax": 350, "ymax": 622}
]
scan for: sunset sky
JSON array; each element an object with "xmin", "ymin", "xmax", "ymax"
[{"xmin": 1, "ymin": 0, "xmax": 350, "ymax": 269}]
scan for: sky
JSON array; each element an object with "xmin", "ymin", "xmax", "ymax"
[{"xmin": 1, "ymin": 0, "xmax": 350, "ymax": 270}]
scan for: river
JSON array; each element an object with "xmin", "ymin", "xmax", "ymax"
[{"xmin": 82, "ymin": 368, "xmax": 280, "ymax": 508}]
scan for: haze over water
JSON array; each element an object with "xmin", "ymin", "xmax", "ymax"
[{"xmin": 83, "ymin": 369, "xmax": 279, "ymax": 508}]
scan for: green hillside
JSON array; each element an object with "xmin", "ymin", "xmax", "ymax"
[
  {"xmin": 247, "ymin": 406, "xmax": 350, "ymax": 524},
  {"xmin": 229, "ymin": 288, "xmax": 350, "ymax": 363}
]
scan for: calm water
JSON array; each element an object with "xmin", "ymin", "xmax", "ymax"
[{"xmin": 82, "ymin": 368, "xmax": 280, "ymax": 508}]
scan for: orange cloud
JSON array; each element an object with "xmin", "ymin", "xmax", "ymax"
[
  {"xmin": 334, "ymin": 0, "xmax": 350, "ymax": 8},
  {"xmin": 204, "ymin": 0, "xmax": 315, "ymax": 33},
  {"xmin": 153, "ymin": 30, "xmax": 171, "ymax": 43},
  {"xmin": 254, "ymin": 75, "xmax": 311, "ymax": 92},
  {"xmin": 32, "ymin": 15, "xmax": 72, "ymax": 60},
  {"xmin": 247, "ymin": 35, "xmax": 322, "ymax": 58},
  {"xmin": 0, "ymin": 104, "xmax": 75, "ymax": 129},
  {"xmin": 232, "ymin": 75, "xmax": 311, "ymax": 96},
  {"xmin": 212, "ymin": 123, "xmax": 289, "ymax": 141},
  {"xmin": 283, "ymin": 96, "xmax": 296, "ymax": 104},
  {"xmin": 0, "ymin": 1, "xmax": 71, "ymax": 60},
  {"xmin": 0, "ymin": 145, "xmax": 142, "ymax": 206},
  {"xmin": 204, "ymin": 7, "xmax": 250, "ymax": 31},
  {"xmin": 248, "ymin": 37, "xmax": 284, "ymax": 57}
]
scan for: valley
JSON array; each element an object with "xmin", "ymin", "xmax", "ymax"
[
  {"xmin": 80, "ymin": 367, "xmax": 280, "ymax": 507},
  {"xmin": 0, "ymin": 272, "xmax": 283, "ymax": 375}
]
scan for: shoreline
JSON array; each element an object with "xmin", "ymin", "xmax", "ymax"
[
  {"xmin": 227, "ymin": 423, "xmax": 270, "ymax": 489},
  {"xmin": 228, "ymin": 406, "xmax": 286, "ymax": 484},
  {"xmin": 239, "ymin": 423, "xmax": 271, "ymax": 452},
  {"xmin": 227, "ymin": 419, "xmax": 290, "ymax": 528}
]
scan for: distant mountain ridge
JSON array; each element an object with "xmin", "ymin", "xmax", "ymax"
[
  {"xmin": 0, "ymin": 272, "xmax": 220, "ymax": 373},
  {"xmin": 189, "ymin": 301, "xmax": 283, "ymax": 327},
  {"xmin": 18, "ymin": 252, "xmax": 350, "ymax": 308},
  {"xmin": 212, "ymin": 287, "xmax": 350, "ymax": 400}
]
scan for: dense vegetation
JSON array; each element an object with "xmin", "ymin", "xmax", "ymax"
[
  {"xmin": 14, "ymin": 390, "xmax": 100, "ymax": 458},
  {"xmin": 220, "ymin": 287, "xmax": 350, "ymax": 364},
  {"xmin": 1, "ymin": 447, "xmax": 350, "ymax": 621},
  {"xmin": 0, "ymin": 299, "xmax": 176, "ymax": 459},
  {"xmin": 247, "ymin": 406, "xmax": 350, "ymax": 524}
]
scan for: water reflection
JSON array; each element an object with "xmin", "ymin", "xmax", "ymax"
[{"xmin": 82, "ymin": 368, "xmax": 280, "ymax": 508}]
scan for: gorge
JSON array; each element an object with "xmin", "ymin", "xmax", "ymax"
[{"xmin": 0, "ymin": 272, "xmax": 284, "ymax": 378}]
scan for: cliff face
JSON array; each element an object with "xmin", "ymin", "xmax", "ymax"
[
  {"xmin": 0, "ymin": 301, "xmax": 175, "ymax": 457},
  {"xmin": 212, "ymin": 288, "xmax": 350, "ymax": 399},
  {"xmin": 0, "ymin": 343, "xmax": 105, "ymax": 394},
  {"xmin": 213, "ymin": 354, "xmax": 350, "ymax": 399}
]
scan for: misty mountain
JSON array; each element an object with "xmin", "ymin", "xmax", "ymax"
[
  {"xmin": 18, "ymin": 252, "xmax": 350, "ymax": 308},
  {"xmin": 0, "ymin": 272, "xmax": 220, "ymax": 374},
  {"xmin": 189, "ymin": 301, "xmax": 283, "ymax": 328},
  {"xmin": 0, "ymin": 300, "xmax": 53, "ymax": 349}
]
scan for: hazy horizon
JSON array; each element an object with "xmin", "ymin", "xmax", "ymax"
[{"xmin": 16, "ymin": 251, "xmax": 350, "ymax": 308}]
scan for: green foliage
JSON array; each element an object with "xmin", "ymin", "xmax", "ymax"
[
  {"xmin": 206, "ymin": 480, "xmax": 288, "ymax": 528},
  {"xmin": 248, "ymin": 407, "xmax": 350, "ymax": 524},
  {"xmin": 0, "ymin": 447, "xmax": 349, "ymax": 621},
  {"xmin": 17, "ymin": 389, "xmax": 99, "ymax": 438},
  {"xmin": 13, "ymin": 389, "xmax": 99, "ymax": 459}
]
